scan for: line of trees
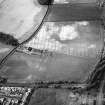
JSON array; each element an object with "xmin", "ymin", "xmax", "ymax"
[{"xmin": 0, "ymin": 32, "xmax": 19, "ymax": 46}]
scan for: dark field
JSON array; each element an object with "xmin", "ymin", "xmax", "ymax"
[{"xmin": 0, "ymin": 51, "xmax": 99, "ymax": 83}]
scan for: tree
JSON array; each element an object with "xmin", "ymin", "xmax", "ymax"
[
  {"xmin": 38, "ymin": 0, "xmax": 54, "ymax": 5},
  {"xmin": 0, "ymin": 32, "xmax": 19, "ymax": 46}
]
